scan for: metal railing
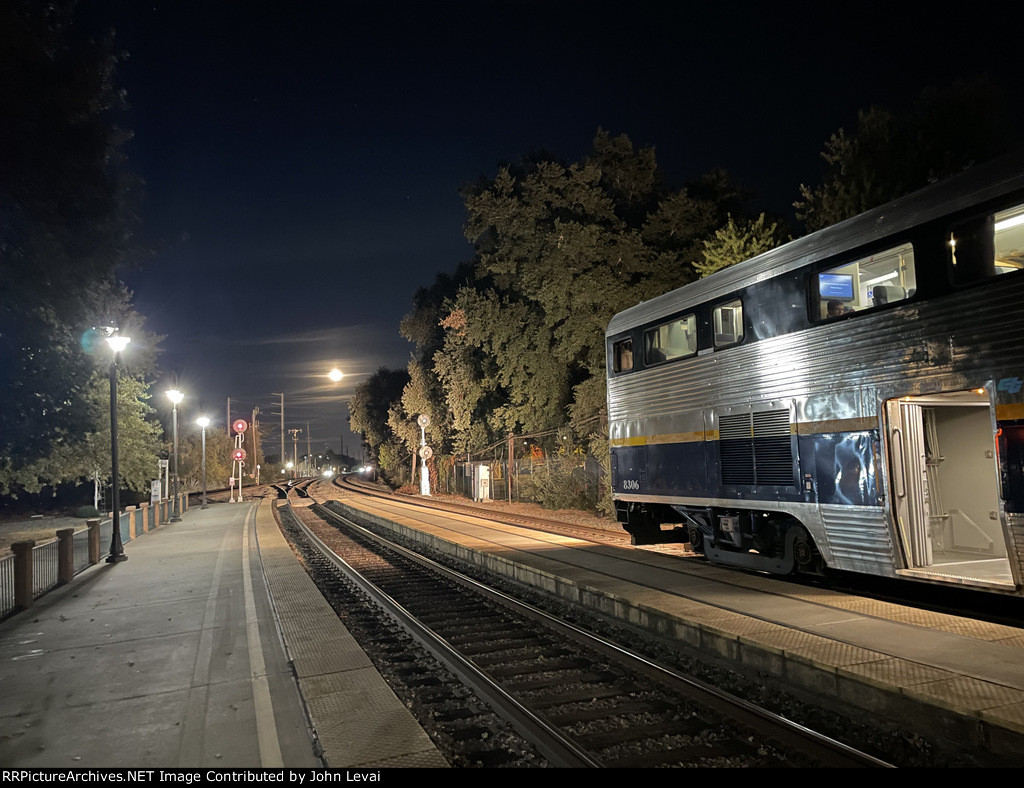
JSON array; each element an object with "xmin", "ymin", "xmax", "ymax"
[{"xmin": 0, "ymin": 493, "xmax": 189, "ymax": 620}]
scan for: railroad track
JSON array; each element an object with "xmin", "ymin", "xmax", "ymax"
[
  {"xmin": 273, "ymin": 482, "xmax": 891, "ymax": 768},
  {"xmin": 332, "ymin": 472, "xmax": 644, "ymax": 547}
]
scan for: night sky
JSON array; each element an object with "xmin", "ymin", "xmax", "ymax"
[{"xmin": 75, "ymin": 1, "xmax": 1021, "ymax": 460}]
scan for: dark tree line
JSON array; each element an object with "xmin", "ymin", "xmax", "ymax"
[{"xmin": 0, "ymin": 1, "xmax": 162, "ymax": 501}]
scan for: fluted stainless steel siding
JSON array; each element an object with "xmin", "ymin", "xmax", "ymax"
[
  {"xmin": 818, "ymin": 504, "xmax": 897, "ymax": 575},
  {"xmin": 609, "ymin": 279, "xmax": 1024, "ymax": 433}
]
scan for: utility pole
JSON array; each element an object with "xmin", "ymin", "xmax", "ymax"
[
  {"xmin": 226, "ymin": 397, "xmax": 231, "ymax": 437},
  {"xmin": 289, "ymin": 428, "xmax": 301, "ymax": 479},
  {"xmin": 306, "ymin": 422, "xmax": 311, "ymax": 475},
  {"xmin": 508, "ymin": 433, "xmax": 514, "ymax": 503},
  {"xmin": 272, "ymin": 393, "xmax": 285, "ymax": 468},
  {"xmin": 252, "ymin": 406, "xmax": 260, "ymax": 481}
]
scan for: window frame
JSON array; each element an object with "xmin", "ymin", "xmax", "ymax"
[
  {"xmin": 947, "ymin": 201, "xmax": 1024, "ymax": 287},
  {"xmin": 643, "ymin": 313, "xmax": 698, "ymax": 366},
  {"xmin": 611, "ymin": 336, "xmax": 634, "ymax": 374},
  {"xmin": 712, "ymin": 298, "xmax": 744, "ymax": 349},
  {"xmin": 810, "ymin": 240, "xmax": 917, "ymax": 324}
]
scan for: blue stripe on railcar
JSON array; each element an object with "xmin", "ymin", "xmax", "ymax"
[{"xmin": 612, "ymin": 429, "xmax": 880, "ymax": 508}]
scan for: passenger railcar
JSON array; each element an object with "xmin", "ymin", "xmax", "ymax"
[{"xmin": 606, "ymin": 155, "xmax": 1024, "ymax": 594}]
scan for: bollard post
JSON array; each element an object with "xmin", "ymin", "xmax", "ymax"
[
  {"xmin": 127, "ymin": 506, "xmax": 137, "ymax": 540},
  {"xmin": 153, "ymin": 500, "xmax": 161, "ymax": 529},
  {"xmin": 139, "ymin": 502, "xmax": 149, "ymax": 533},
  {"xmin": 11, "ymin": 541, "xmax": 34, "ymax": 611},
  {"xmin": 57, "ymin": 529, "xmax": 75, "ymax": 584},
  {"xmin": 87, "ymin": 518, "xmax": 100, "ymax": 565}
]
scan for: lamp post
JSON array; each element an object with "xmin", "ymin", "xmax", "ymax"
[
  {"xmin": 196, "ymin": 417, "xmax": 210, "ymax": 509},
  {"xmin": 105, "ymin": 332, "xmax": 130, "ymax": 563},
  {"xmin": 167, "ymin": 389, "xmax": 183, "ymax": 522}
]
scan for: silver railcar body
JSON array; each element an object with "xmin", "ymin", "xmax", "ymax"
[{"xmin": 606, "ymin": 156, "xmax": 1024, "ymax": 595}]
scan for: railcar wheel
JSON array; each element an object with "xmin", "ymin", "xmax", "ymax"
[
  {"xmin": 791, "ymin": 526, "xmax": 824, "ymax": 575},
  {"xmin": 687, "ymin": 524, "xmax": 704, "ymax": 552}
]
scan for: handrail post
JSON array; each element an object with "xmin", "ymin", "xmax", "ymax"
[
  {"xmin": 11, "ymin": 541, "xmax": 34, "ymax": 611},
  {"xmin": 57, "ymin": 529, "xmax": 75, "ymax": 584},
  {"xmin": 86, "ymin": 518, "xmax": 100, "ymax": 565}
]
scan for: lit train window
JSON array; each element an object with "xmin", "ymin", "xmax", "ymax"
[
  {"xmin": 995, "ymin": 204, "xmax": 1024, "ymax": 275},
  {"xmin": 815, "ymin": 242, "xmax": 915, "ymax": 320},
  {"xmin": 713, "ymin": 300, "xmax": 743, "ymax": 347},
  {"xmin": 612, "ymin": 338, "xmax": 633, "ymax": 372},
  {"xmin": 645, "ymin": 315, "xmax": 697, "ymax": 364}
]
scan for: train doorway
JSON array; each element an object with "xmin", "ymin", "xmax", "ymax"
[{"xmin": 884, "ymin": 390, "xmax": 1014, "ymax": 589}]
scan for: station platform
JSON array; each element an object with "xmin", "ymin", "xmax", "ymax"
[
  {"xmin": 321, "ymin": 493, "xmax": 1024, "ymax": 766},
  {"xmin": 0, "ymin": 497, "xmax": 447, "ymax": 769}
]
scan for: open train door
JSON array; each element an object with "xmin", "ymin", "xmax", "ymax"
[{"xmin": 884, "ymin": 390, "xmax": 1014, "ymax": 589}]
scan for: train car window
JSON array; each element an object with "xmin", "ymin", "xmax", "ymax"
[
  {"xmin": 949, "ymin": 216, "xmax": 996, "ymax": 284},
  {"xmin": 946, "ymin": 202, "xmax": 1024, "ymax": 284},
  {"xmin": 814, "ymin": 242, "xmax": 915, "ymax": 320},
  {"xmin": 713, "ymin": 300, "xmax": 744, "ymax": 347},
  {"xmin": 644, "ymin": 315, "xmax": 697, "ymax": 364},
  {"xmin": 995, "ymin": 204, "xmax": 1024, "ymax": 275},
  {"xmin": 612, "ymin": 338, "xmax": 633, "ymax": 372}
]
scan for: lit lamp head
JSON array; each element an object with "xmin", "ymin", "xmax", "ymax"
[
  {"xmin": 196, "ymin": 416, "xmax": 210, "ymax": 428},
  {"xmin": 166, "ymin": 389, "xmax": 183, "ymax": 406},
  {"xmin": 105, "ymin": 335, "xmax": 130, "ymax": 354}
]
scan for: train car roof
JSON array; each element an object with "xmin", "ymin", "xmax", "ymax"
[{"xmin": 606, "ymin": 152, "xmax": 1024, "ymax": 337}]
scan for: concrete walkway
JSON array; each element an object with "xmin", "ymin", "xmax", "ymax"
[{"xmin": 0, "ymin": 499, "xmax": 321, "ymax": 768}]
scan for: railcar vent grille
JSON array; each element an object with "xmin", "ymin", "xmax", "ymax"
[{"xmin": 719, "ymin": 410, "xmax": 795, "ymax": 487}]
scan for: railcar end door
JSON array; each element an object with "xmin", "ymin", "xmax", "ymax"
[{"xmin": 884, "ymin": 390, "xmax": 1013, "ymax": 588}]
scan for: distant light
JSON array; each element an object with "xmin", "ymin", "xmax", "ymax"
[
  {"xmin": 329, "ymin": 368, "xmax": 344, "ymax": 382},
  {"xmin": 166, "ymin": 389, "xmax": 183, "ymax": 404},
  {"xmin": 323, "ymin": 469, "xmax": 333, "ymax": 477},
  {"xmin": 197, "ymin": 416, "xmax": 210, "ymax": 427}
]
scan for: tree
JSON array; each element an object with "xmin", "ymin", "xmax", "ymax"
[
  {"xmin": 0, "ymin": 371, "xmax": 163, "ymax": 497},
  {"xmin": 796, "ymin": 79, "xmax": 1018, "ymax": 232},
  {"xmin": 693, "ymin": 213, "xmax": 785, "ymax": 278},
  {"xmin": 348, "ymin": 367, "xmax": 410, "ymax": 471},
  {"xmin": 0, "ymin": 1, "xmax": 150, "ymax": 494},
  {"xmin": 450, "ymin": 131, "xmax": 749, "ymax": 446},
  {"xmin": 175, "ymin": 428, "xmax": 238, "ymax": 494}
]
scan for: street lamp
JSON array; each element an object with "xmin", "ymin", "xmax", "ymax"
[
  {"xmin": 196, "ymin": 416, "xmax": 210, "ymax": 509},
  {"xmin": 166, "ymin": 389, "xmax": 183, "ymax": 522},
  {"xmin": 105, "ymin": 332, "xmax": 130, "ymax": 563}
]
